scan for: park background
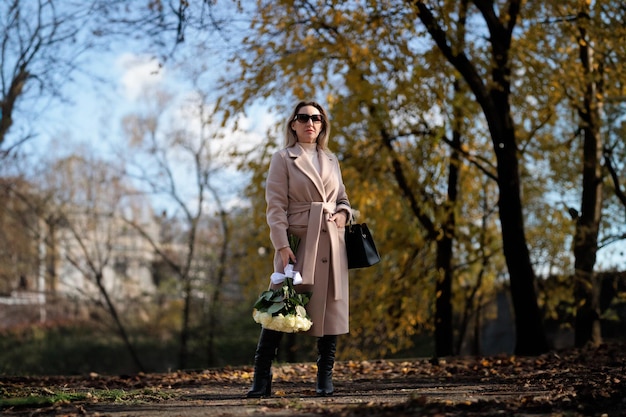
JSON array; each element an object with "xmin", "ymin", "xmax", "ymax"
[{"xmin": 0, "ymin": 0, "xmax": 625, "ymax": 376}]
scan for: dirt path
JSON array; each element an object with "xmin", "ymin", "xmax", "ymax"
[
  {"xmin": 37, "ymin": 375, "xmax": 577, "ymax": 417},
  {"xmin": 2, "ymin": 343, "xmax": 626, "ymax": 416}
]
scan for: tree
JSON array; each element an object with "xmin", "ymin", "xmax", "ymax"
[
  {"xmin": 556, "ymin": 1, "xmax": 626, "ymax": 346},
  {"xmin": 120, "ymin": 84, "xmax": 235, "ymax": 368},
  {"xmin": 0, "ymin": 0, "xmax": 226, "ymax": 155},
  {"xmin": 0, "ymin": 0, "xmax": 102, "ymax": 150},
  {"xmin": 0, "ymin": 177, "xmax": 40, "ymax": 297},
  {"xmin": 8, "ymin": 151, "xmax": 149, "ymax": 372},
  {"xmin": 411, "ymin": 0, "xmax": 549, "ymax": 355},
  {"xmin": 570, "ymin": 0, "xmax": 605, "ymax": 347}
]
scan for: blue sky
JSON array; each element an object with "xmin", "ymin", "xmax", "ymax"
[{"xmin": 16, "ymin": 38, "xmax": 277, "ymax": 215}]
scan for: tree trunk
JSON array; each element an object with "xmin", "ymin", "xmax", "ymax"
[
  {"xmin": 179, "ymin": 221, "xmax": 199, "ymax": 370},
  {"xmin": 206, "ymin": 207, "xmax": 229, "ymax": 366},
  {"xmin": 434, "ymin": 79, "xmax": 463, "ymax": 357},
  {"xmin": 96, "ymin": 273, "xmax": 145, "ymax": 373},
  {"xmin": 0, "ymin": 67, "xmax": 29, "ymax": 147},
  {"xmin": 379, "ymin": 130, "xmax": 452, "ymax": 357},
  {"xmin": 435, "ymin": 240, "xmax": 453, "ymax": 356},
  {"xmin": 413, "ymin": 0, "xmax": 548, "ymax": 355},
  {"xmin": 573, "ymin": 3, "xmax": 603, "ymax": 347},
  {"xmin": 473, "ymin": 302, "xmax": 482, "ymax": 355},
  {"xmin": 495, "ymin": 136, "xmax": 548, "ymax": 355},
  {"xmin": 490, "ymin": 68, "xmax": 548, "ymax": 355},
  {"xmin": 179, "ymin": 277, "xmax": 192, "ymax": 369}
]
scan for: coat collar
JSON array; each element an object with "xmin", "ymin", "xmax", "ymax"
[
  {"xmin": 287, "ymin": 144, "xmax": 333, "ymax": 200},
  {"xmin": 286, "ymin": 143, "xmax": 335, "ymax": 162}
]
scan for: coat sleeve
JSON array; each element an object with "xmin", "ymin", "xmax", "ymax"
[
  {"xmin": 334, "ymin": 161, "xmax": 352, "ymax": 222},
  {"xmin": 265, "ymin": 151, "xmax": 290, "ymax": 250}
]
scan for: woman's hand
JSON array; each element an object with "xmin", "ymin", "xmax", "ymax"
[
  {"xmin": 330, "ymin": 211, "xmax": 348, "ymax": 228},
  {"xmin": 278, "ymin": 246, "xmax": 296, "ymax": 268}
]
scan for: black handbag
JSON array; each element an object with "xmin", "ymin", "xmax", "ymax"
[{"xmin": 345, "ymin": 223, "xmax": 380, "ymax": 269}]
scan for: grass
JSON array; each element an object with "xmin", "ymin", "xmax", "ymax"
[
  {"xmin": 0, "ymin": 387, "xmax": 174, "ymax": 408},
  {"xmin": 0, "ymin": 315, "xmax": 262, "ymax": 375}
]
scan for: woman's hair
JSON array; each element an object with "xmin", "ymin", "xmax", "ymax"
[{"xmin": 284, "ymin": 101, "xmax": 330, "ymax": 150}]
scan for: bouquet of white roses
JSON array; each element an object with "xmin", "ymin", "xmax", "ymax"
[
  {"xmin": 252, "ymin": 235, "xmax": 313, "ymax": 333},
  {"xmin": 252, "ymin": 273, "xmax": 313, "ymax": 332}
]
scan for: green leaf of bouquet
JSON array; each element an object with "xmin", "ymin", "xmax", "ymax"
[
  {"xmin": 253, "ymin": 299, "xmax": 270, "ymax": 310},
  {"xmin": 267, "ymin": 302, "xmax": 285, "ymax": 314},
  {"xmin": 270, "ymin": 293, "xmax": 284, "ymax": 302},
  {"xmin": 300, "ymin": 293, "xmax": 311, "ymax": 305},
  {"xmin": 288, "ymin": 234, "xmax": 300, "ymax": 254},
  {"xmin": 253, "ymin": 291, "xmax": 273, "ymax": 303},
  {"xmin": 252, "ymin": 291, "xmax": 275, "ymax": 309}
]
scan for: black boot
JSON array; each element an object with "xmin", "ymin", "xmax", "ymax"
[
  {"xmin": 316, "ymin": 335, "xmax": 337, "ymax": 396},
  {"xmin": 247, "ymin": 329, "xmax": 283, "ymax": 398}
]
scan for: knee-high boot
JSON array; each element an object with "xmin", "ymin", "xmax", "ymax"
[
  {"xmin": 247, "ymin": 328, "xmax": 283, "ymax": 398},
  {"xmin": 316, "ymin": 335, "xmax": 337, "ymax": 396}
]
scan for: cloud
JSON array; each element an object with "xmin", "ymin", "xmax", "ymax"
[{"xmin": 116, "ymin": 53, "xmax": 165, "ymax": 101}]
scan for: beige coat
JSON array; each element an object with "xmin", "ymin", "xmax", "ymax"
[{"xmin": 266, "ymin": 144, "xmax": 351, "ymax": 337}]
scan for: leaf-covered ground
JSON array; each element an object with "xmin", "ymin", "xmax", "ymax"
[{"xmin": 1, "ymin": 342, "xmax": 625, "ymax": 416}]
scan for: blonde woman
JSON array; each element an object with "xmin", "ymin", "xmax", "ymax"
[{"xmin": 247, "ymin": 101, "xmax": 352, "ymax": 398}]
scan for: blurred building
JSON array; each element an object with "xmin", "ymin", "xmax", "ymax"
[{"xmin": 0, "ymin": 177, "xmax": 159, "ymax": 328}]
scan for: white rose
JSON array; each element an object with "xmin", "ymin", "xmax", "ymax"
[{"xmin": 296, "ymin": 305, "xmax": 307, "ymax": 317}]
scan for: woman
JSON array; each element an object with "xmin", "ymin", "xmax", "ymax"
[{"xmin": 247, "ymin": 101, "xmax": 351, "ymax": 398}]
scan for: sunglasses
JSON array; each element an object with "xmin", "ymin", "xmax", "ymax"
[{"xmin": 294, "ymin": 114, "xmax": 323, "ymax": 123}]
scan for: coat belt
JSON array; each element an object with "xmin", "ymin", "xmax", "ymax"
[{"xmin": 288, "ymin": 201, "xmax": 342, "ymax": 300}]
